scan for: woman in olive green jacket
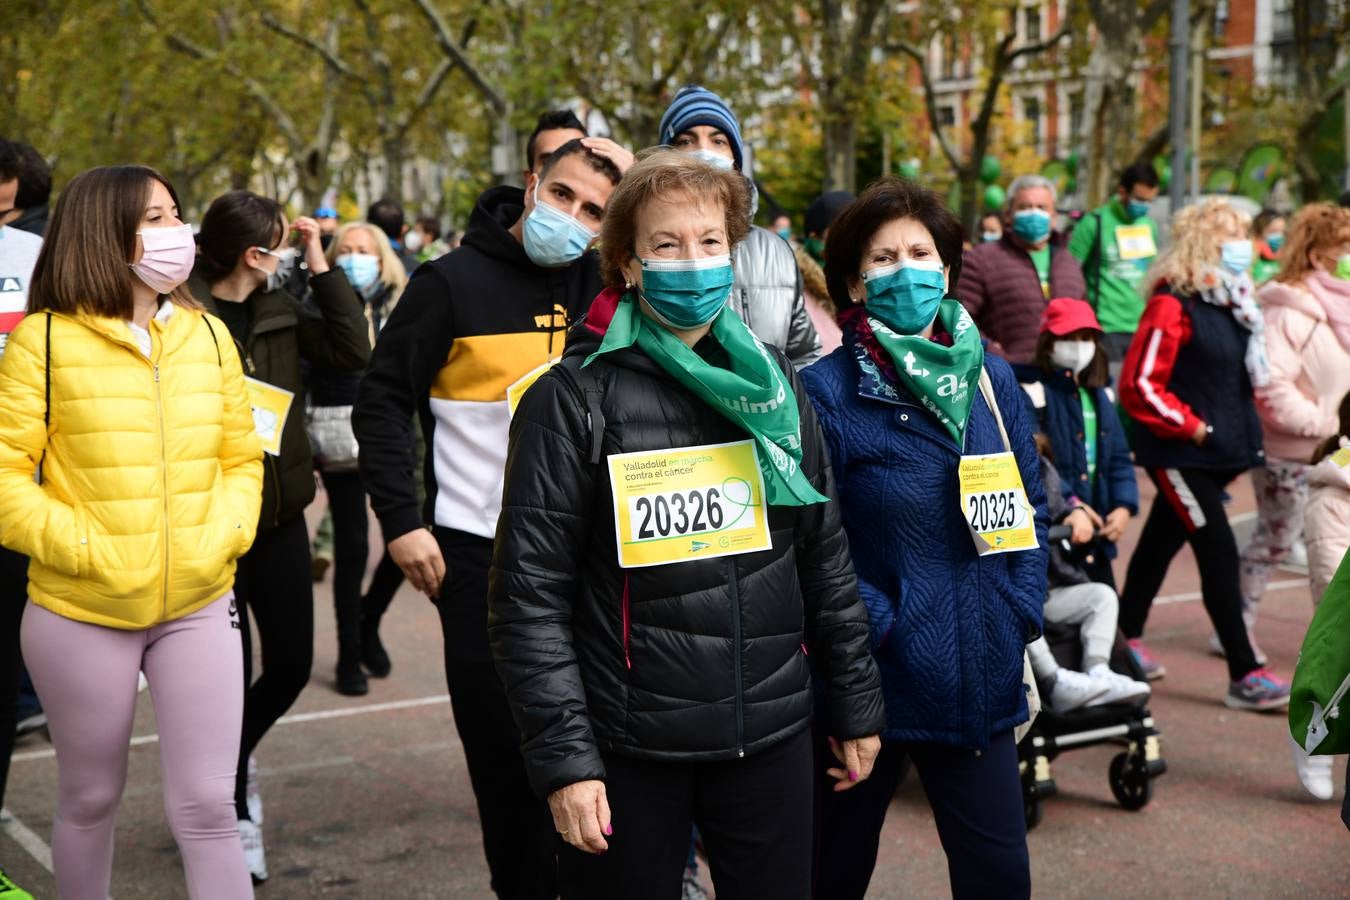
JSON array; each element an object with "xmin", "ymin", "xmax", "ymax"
[{"xmin": 189, "ymin": 189, "xmax": 369, "ymax": 883}]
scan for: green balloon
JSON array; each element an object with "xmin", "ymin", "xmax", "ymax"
[
  {"xmin": 980, "ymin": 155, "xmax": 1002, "ymax": 184},
  {"xmin": 898, "ymin": 159, "xmax": 921, "ymax": 179},
  {"xmin": 983, "ymin": 184, "xmax": 1006, "ymax": 210}
]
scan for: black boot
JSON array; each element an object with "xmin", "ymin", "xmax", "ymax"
[
  {"xmin": 359, "ymin": 612, "xmax": 392, "ymax": 678},
  {"xmin": 336, "ymin": 647, "xmax": 368, "ymax": 696}
]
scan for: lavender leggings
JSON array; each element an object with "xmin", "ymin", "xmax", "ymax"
[{"xmin": 21, "ymin": 594, "xmax": 254, "ymax": 900}]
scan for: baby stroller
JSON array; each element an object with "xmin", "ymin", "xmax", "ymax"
[{"xmin": 1019, "ymin": 528, "xmax": 1167, "ymax": 830}]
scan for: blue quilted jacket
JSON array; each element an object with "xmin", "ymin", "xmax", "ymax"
[{"xmin": 801, "ymin": 333, "xmax": 1049, "ymax": 749}]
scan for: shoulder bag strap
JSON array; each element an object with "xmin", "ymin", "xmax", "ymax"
[{"xmin": 977, "ymin": 368, "xmax": 1013, "ymax": 454}]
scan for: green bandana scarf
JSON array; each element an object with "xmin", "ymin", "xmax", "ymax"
[
  {"xmin": 868, "ymin": 299, "xmax": 985, "ymax": 445},
  {"xmin": 585, "ymin": 293, "xmax": 827, "ymax": 507}
]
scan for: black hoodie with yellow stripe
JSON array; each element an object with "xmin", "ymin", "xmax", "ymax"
[{"xmin": 354, "ymin": 185, "xmax": 603, "ymax": 545}]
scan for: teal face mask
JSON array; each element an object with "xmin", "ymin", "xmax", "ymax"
[
  {"xmin": 862, "ymin": 259, "xmax": 946, "ymax": 335},
  {"xmin": 1265, "ymin": 233, "xmax": 1285, "ymax": 252},
  {"xmin": 639, "ymin": 254, "xmax": 735, "ymax": 329},
  {"xmin": 1125, "ymin": 199, "xmax": 1152, "ymax": 220},
  {"xmin": 1220, "ymin": 239, "xmax": 1253, "ymax": 274},
  {"xmin": 523, "ymin": 185, "xmax": 597, "ymax": 268},
  {"xmin": 1011, "ymin": 209, "xmax": 1052, "ymax": 244}
]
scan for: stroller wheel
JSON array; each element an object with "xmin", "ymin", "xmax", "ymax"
[{"xmin": 1109, "ymin": 751, "xmax": 1154, "ymax": 810}]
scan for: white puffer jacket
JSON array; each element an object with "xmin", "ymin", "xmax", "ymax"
[
  {"xmin": 1306, "ymin": 438, "xmax": 1350, "ymax": 604},
  {"xmin": 729, "ymin": 226, "xmax": 821, "ymax": 369}
]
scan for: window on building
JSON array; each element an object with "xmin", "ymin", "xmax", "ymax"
[
  {"xmin": 1068, "ymin": 92, "xmax": 1085, "ymax": 150},
  {"xmin": 1213, "ymin": 0, "xmax": 1229, "ymax": 39},
  {"xmin": 1023, "ymin": 96, "xmax": 1042, "ymax": 152},
  {"xmin": 942, "ymin": 34, "xmax": 959, "ymax": 81},
  {"xmin": 1271, "ymin": 0, "xmax": 1295, "ymax": 41},
  {"xmin": 938, "ymin": 105, "xmax": 956, "ymax": 128},
  {"xmin": 1024, "ymin": 6, "xmax": 1042, "ymax": 42}
]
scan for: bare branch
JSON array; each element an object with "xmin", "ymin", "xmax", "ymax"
[
  {"xmin": 259, "ymin": 10, "xmax": 356, "ymax": 79},
  {"xmin": 891, "ymin": 40, "xmax": 961, "ymax": 170},
  {"xmin": 409, "ymin": 0, "xmax": 506, "ymax": 112},
  {"xmin": 394, "ymin": 57, "xmax": 455, "ymax": 141},
  {"xmin": 1007, "ymin": 23, "xmax": 1072, "ymax": 63},
  {"xmin": 135, "ymin": 0, "xmax": 304, "ymax": 150}
]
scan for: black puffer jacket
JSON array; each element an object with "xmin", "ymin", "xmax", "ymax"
[{"xmin": 488, "ymin": 292, "xmax": 885, "ymax": 799}]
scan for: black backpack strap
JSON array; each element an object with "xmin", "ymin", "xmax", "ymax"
[
  {"xmin": 554, "ymin": 362, "xmax": 607, "ymax": 465},
  {"xmin": 201, "ymin": 315, "xmax": 223, "ymax": 366},
  {"xmin": 44, "ymin": 312, "xmax": 52, "ymax": 430}
]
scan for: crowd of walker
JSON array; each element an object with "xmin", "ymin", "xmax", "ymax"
[{"xmin": 0, "ymin": 85, "xmax": 1349, "ymax": 900}]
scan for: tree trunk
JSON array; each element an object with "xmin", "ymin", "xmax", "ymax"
[
  {"xmin": 822, "ymin": 112, "xmax": 857, "ymax": 193},
  {"xmin": 383, "ymin": 137, "xmax": 405, "ymax": 207}
]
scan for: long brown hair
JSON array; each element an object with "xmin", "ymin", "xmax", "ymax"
[
  {"xmin": 1312, "ymin": 391, "xmax": 1350, "ymax": 464},
  {"xmin": 27, "ymin": 165, "xmax": 198, "ymax": 317}
]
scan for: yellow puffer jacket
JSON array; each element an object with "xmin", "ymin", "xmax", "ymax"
[{"xmin": 0, "ymin": 305, "xmax": 263, "ymax": 630}]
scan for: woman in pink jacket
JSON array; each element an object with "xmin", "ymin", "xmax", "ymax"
[
  {"xmin": 1238, "ymin": 203, "xmax": 1350, "ymax": 663},
  {"xmin": 1292, "ymin": 393, "xmax": 1350, "ymax": 800}
]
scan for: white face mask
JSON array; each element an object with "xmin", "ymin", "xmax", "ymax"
[
  {"xmin": 404, "ymin": 230, "xmax": 424, "ymax": 252},
  {"xmin": 1050, "ymin": 339, "xmax": 1097, "ymax": 375}
]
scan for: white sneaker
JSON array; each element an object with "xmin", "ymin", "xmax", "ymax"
[
  {"xmin": 246, "ymin": 756, "xmax": 263, "ymax": 825},
  {"xmin": 1086, "ymin": 664, "xmax": 1152, "ymax": 706},
  {"xmin": 1290, "ymin": 735, "xmax": 1335, "ymax": 801},
  {"xmin": 1047, "ymin": 669, "xmax": 1109, "ymax": 713},
  {"xmin": 136, "ymin": 671, "xmax": 149, "ymax": 693},
  {"xmin": 238, "ymin": 818, "xmax": 268, "ymax": 883}
]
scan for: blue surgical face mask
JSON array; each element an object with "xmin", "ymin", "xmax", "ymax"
[
  {"xmin": 1220, "ymin": 239, "xmax": 1253, "ymax": 274},
  {"xmin": 337, "ymin": 252, "xmax": 381, "ymax": 295},
  {"xmin": 1265, "ymin": 233, "xmax": 1285, "ymax": 252},
  {"xmin": 523, "ymin": 185, "xmax": 597, "ymax": 268},
  {"xmin": 862, "ymin": 259, "xmax": 947, "ymax": 335},
  {"xmin": 981, "ymin": 231, "xmax": 1001, "ymax": 243},
  {"xmin": 1011, "ymin": 209, "xmax": 1052, "ymax": 244},
  {"xmin": 689, "ymin": 148, "xmax": 735, "ymax": 171},
  {"xmin": 638, "ymin": 254, "xmax": 734, "ymax": 329},
  {"xmin": 1125, "ymin": 198, "xmax": 1152, "ymax": 221},
  {"xmin": 776, "ymin": 227, "xmax": 792, "ymax": 241}
]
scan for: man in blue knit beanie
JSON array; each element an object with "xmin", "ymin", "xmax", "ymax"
[{"xmin": 658, "ymin": 85, "xmax": 821, "ymax": 368}]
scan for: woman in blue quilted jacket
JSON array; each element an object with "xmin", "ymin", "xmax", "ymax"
[{"xmin": 801, "ymin": 177, "xmax": 1049, "ymax": 900}]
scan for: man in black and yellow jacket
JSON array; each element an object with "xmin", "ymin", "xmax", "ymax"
[{"xmin": 353, "ymin": 136, "xmax": 630, "ymax": 900}]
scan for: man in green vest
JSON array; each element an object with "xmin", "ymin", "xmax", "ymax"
[{"xmin": 1070, "ymin": 162, "xmax": 1162, "ymax": 362}]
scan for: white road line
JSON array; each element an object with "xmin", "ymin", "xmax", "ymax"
[
  {"xmin": 10, "ymin": 694, "xmax": 450, "ymax": 764},
  {"xmin": 1155, "ymin": 577, "xmax": 1306, "ymax": 606},
  {"xmin": 1, "ymin": 807, "xmax": 54, "ymax": 872}
]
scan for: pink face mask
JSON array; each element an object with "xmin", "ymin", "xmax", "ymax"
[{"xmin": 130, "ymin": 224, "xmax": 196, "ymax": 294}]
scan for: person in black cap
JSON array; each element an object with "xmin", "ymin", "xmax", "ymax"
[{"xmin": 797, "ymin": 190, "xmax": 854, "ymax": 354}]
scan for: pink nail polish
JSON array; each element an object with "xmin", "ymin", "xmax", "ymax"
[
  {"xmin": 604, "ymin": 824, "xmax": 613, "ymax": 836},
  {"xmin": 849, "ymin": 770, "xmax": 858, "ymax": 782}
]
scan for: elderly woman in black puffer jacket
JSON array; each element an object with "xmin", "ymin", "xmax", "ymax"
[{"xmin": 488, "ymin": 150, "xmax": 884, "ymax": 900}]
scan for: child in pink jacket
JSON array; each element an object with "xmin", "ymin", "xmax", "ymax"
[{"xmin": 1292, "ymin": 393, "xmax": 1350, "ymax": 800}]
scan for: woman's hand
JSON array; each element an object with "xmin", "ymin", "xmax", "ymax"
[
  {"xmin": 291, "ymin": 216, "xmax": 330, "ymax": 275},
  {"xmin": 1191, "ymin": 421, "xmax": 1209, "ymax": 446},
  {"xmin": 827, "ymin": 735, "xmax": 881, "ymax": 792},
  {"xmin": 1098, "ymin": 506, "xmax": 1132, "ymax": 543},
  {"xmin": 1065, "ymin": 504, "xmax": 1102, "ymax": 545},
  {"xmin": 547, "ymin": 780, "xmax": 612, "ymax": 854}
]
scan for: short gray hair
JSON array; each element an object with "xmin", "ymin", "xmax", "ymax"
[{"xmin": 1007, "ymin": 174, "xmax": 1057, "ymax": 208}]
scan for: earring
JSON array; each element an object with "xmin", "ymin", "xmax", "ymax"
[{"xmin": 625, "ymin": 281, "xmax": 634, "ymax": 290}]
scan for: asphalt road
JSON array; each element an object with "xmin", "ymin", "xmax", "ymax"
[{"xmin": 2, "ymin": 473, "xmax": 1347, "ymax": 898}]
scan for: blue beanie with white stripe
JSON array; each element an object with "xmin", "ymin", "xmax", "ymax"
[{"xmin": 659, "ymin": 85, "xmax": 745, "ymax": 173}]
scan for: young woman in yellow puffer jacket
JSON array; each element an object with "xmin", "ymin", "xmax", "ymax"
[{"xmin": 0, "ymin": 165, "xmax": 263, "ymax": 900}]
